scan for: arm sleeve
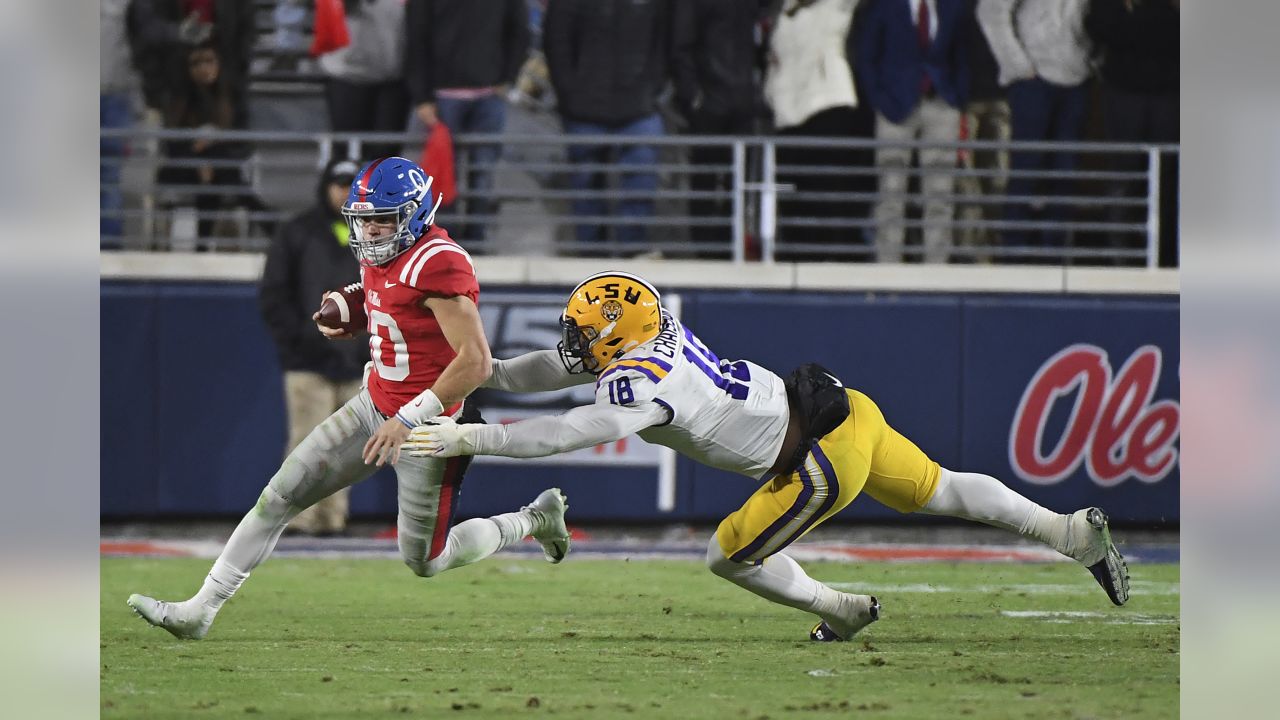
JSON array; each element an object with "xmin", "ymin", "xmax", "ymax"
[
  {"xmin": 976, "ymin": 0, "xmax": 1036, "ymax": 86},
  {"xmin": 952, "ymin": 7, "xmax": 972, "ymax": 106},
  {"xmin": 484, "ymin": 350, "xmax": 596, "ymax": 393},
  {"xmin": 669, "ymin": 0, "xmax": 699, "ymax": 112},
  {"xmin": 405, "ymin": 0, "xmax": 435, "ymax": 106},
  {"xmin": 257, "ymin": 225, "xmax": 301, "ymax": 356},
  {"xmin": 469, "ymin": 402, "xmax": 669, "ymax": 458},
  {"xmin": 649, "ymin": 0, "xmax": 672, "ymax": 98},
  {"xmin": 542, "ymin": 0, "xmax": 575, "ymax": 105},
  {"xmin": 854, "ymin": 0, "xmax": 884, "ymax": 113},
  {"xmin": 467, "ymin": 366, "xmax": 670, "ymax": 457},
  {"xmin": 502, "ymin": 0, "xmax": 532, "ymax": 86}
]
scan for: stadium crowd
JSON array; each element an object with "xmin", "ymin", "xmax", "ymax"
[{"xmin": 101, "ymin": 0, "xmax": 1179, "ymax": 265}]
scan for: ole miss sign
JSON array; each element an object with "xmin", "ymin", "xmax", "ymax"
[{"xmin": 1009, "ymin": 344, "xmax": 1180, "ymax": 487}]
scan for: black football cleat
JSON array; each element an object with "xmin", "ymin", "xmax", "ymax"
[{"xmin": 810, "ymin": 621, "xmax": 844, "ymax": 642}]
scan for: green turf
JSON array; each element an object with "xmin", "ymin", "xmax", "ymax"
[{"xmin": 101, "ymin": 557, "xmax": 1179, "ymax": 719}]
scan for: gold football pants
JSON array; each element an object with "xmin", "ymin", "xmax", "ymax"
[{"xmin": 717, "ymin": 389, "xmax": 941, "ymax": 563}]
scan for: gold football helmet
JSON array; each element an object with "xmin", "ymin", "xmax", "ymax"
[{"xmin": 559, "ymin": 271, "xmax": 663, "ymax": 374}]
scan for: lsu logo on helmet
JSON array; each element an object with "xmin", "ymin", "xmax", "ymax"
[{"xmin": 559, "ymin": 271, "xmax": 662, "ymax": 374}]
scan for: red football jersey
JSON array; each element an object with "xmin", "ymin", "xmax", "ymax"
[{"xmin": 358, "ymin": 226, "xmax": 479, "ymax": 417}]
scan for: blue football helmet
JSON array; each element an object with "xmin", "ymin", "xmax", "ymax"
[{"xmin": 341, "ymin": 156, "xmax": 443, "ymax": 266}]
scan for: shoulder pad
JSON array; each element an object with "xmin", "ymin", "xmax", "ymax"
[
  {"xmin": 596, "ymin": 355, "xmax": 673, "ymax": 387},
  {"xmin": 593, "ymin": 364, "xmax": 664, "ymax": 408},
  {"xmin": 396, "ymin": 237, "xmax": 476, "ymax": 293}
]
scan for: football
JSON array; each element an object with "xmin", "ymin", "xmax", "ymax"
[{"xmin": 316, "ymin": 282, "xmax": 367, "ymax": 335}]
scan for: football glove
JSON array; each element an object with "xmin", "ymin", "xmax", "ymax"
[{"xmin": 400, "ymin": 416, "xmax": 478, "ymax": 458}]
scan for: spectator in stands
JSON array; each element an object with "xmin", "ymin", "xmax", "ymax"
[
  {"xmin": 672, "ymin": 0, "xmax": 765, "ymax": 256},
  {"xmin": 544, "ymin": 0, "xmax": 671, "ymax": 253},
  {"xmin": 103, "ymin": 0, "xmax": 141, "ymax": 249},
  {"xmin": 258, "ymin": 158, "xmax": 367, "ymax": 538},
  {"xmin": 858, "ymin": 0, "xmax": 970, "ymax": 264},
  {"xmin": 156, "ymin": 40, "xmax": 261, "ymax": 247},
  {"xmin": 977, "ymin": 0, "xmax": 1093, "ymax": 261},
  {"xmin": 764, "ymin": 0, "xmax": 874, "ymax": 259},
  {"xmin": 1086, "ymin": 0, "xmax": 1179, "ymax": 267},
  {"xmin": 125, "ymin": 0, "xmax": 255, "ymax": 127},
  {"xmin": 317, "ymin": 0, "xmax": 408, "ymax": 159},
  {"xmin": 955, "ymin": 2, "xmax": 1009, "ymax": 262},
  {"xmin": 405, "ymin": 0, "xmax": 531, "ymax": 247},
  {"xmin": 270, "ymin": 0, "xmax": 311, "ymax": 73},
  {"xmin": 508, "ymin": 1, "xmax": 556, "ymax": 115}
]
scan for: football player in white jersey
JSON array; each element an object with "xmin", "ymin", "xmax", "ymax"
[{"xmin": 403, "ymin": 271, "xmax": 1131, "ymax": 642}]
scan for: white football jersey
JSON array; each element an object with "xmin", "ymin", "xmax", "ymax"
[{"xmin": 593, "ymin": 310, "xmax": 790, "ymax": 479}]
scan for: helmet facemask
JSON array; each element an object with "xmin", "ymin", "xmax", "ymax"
[
  {"xmin": 343, "ymin": 201, "xmax": 418, "ymax": 266},
  {"xmin": 558, "ymin": 315, "xmax": 603, "ymax": 374}
]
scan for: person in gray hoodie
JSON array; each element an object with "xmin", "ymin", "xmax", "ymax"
[
  {"xmin": 976, "ymin": 0, "xmax": 1093, "ymax": 260},
  {"xmin": 317, "ymin": 0, "xmax": 408, "ymax": 159}
]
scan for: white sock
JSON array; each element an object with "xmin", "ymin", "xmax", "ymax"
[
  {"xmin": 705, "ymin": 537, "xmax": 842, "ymax": 618},
  {"xmin": 192, "ymin": 485, "xmax": 299, "ymax": 612},
  {"xmin": 489, "ymin": 509, "xmax": 536, "ymax": 549},
  {"xmin": 412, "ymin": 511, "xmax": 536, "ymax": 576},
  {"xmin": 427, "ymin": 518, "xmax": 504, "ymax": 573},
  {"xmin": 921, "ymin": 468, "xmax": 1071, "ymax": 556}
]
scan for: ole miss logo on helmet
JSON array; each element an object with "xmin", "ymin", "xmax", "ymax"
[{"xmin": 1009, "ymin": 344, "xmax": 1180, "ymax": 487}]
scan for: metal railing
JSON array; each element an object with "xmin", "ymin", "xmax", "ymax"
[{"xmin": 100, "ymin": 127, "xmax": 1178, "ymax": 267}]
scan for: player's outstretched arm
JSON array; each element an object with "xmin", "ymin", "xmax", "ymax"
[
  {"xmin": 485, "ymin": 350, "xmax": 595, "ymax": 393},
  {"xmin": 403, "ymin": 401, "xmax": 667, "ymax": 459}
]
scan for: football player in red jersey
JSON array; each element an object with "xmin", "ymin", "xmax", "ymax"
[{"xmin": 127, "ymin": 158, "xmax": 571, "ymax": 640}]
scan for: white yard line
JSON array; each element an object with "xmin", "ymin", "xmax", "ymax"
[
  {"xmin": 827, "ymin": 580, "xmax": 1179, "ymax": 596},
  {"xmin": 998, "ymin": 610, "xmax": 1178, "ymax": 625}
]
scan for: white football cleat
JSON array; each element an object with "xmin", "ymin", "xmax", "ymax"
[
  {"xmin": 523, "ymin": 488, "xmax": 571, "ymax": 564},
  {"xmin": 810, "ymin": 593, "xmax": 880, "ymax": 642},
  {"xmin": 1065, "ymin": 507, "xmax": 1130, "ymax": 606},
  {"xmin": 126, "ymin": 594, "xmax": 214, "ymax": 640}
]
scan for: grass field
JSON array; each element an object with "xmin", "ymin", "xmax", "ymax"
[{"xmin": 102, "ymin": 556, "xmax": 1179, "ymax": 719}]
